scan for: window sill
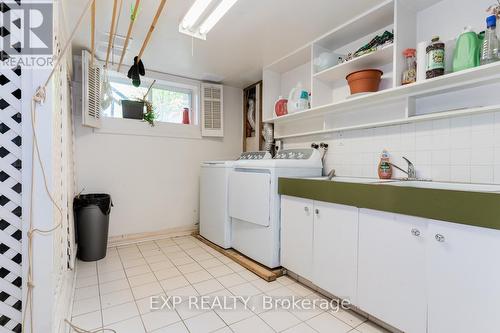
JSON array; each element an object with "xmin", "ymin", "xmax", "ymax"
[{"xmin": 95, "ymin": 117, "xmax": 202, "ymax": 139}]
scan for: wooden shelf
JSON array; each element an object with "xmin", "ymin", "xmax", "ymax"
[
  {"xmin": 266, "ymin": 61, "xmax": 500, "ymax": 125},
  {"xmin": 314, "ymin": 44, "xmax": 394, "ymax": 82}
]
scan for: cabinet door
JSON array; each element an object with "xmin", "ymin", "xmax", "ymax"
[
  {"xmin": 358, "ymin": 209, "xmax": 427, "ymax": 333},
  {"xmin": 280, "ymin": 196, "xmax": 314, "ymax": 279},
  {"xmin": 313, "ymin": 201, "xmax": 358, "ymax": 304},
  {"xmin": 427, "ymin": 220, "xmax": 500, "ymax": 333}
]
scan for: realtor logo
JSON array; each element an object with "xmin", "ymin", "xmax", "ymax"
[{"xmin": 0, "ymin": 0, "xmax": 53, "ymax": 67}]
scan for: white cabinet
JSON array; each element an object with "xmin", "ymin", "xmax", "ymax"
[
  {"xmin": 313, "ymin": 201, "xmax": 358, "ymax": 303},
  {"xmin": 358, "ymin": 209, "xmax": 427, "ymax": 333},
  {"xmin": 427, "ymin": 220, "xmax": 500, "ymax": 333},
  {"xmin": 280, "ymin": 196, "xmax": 314, "ymax": 280},
  {"xmin": 281, "ymin": 196, "xmax": 500, "ymax": 333}
]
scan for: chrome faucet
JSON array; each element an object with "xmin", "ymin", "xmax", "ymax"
[
  {"xmin": 327, "ymin": 169, "xmax": 336, "ymax": 180},
  {"xmin": 390, "ymin": 157, "xmax": 417, "ymax": 180},
  {"xmin": 402, "ymin": 157, "xmax": 417, "ymax": 179}
]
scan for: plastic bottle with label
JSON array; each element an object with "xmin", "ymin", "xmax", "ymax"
[
  {"xmin": 378, "ymin": 150, "xmax": 393, "ymax": 179},
  {"xmin": 426, "ymin": 36, "xmax": 445, "ymax": 79},
  {"xmin": 480, "ymin": 15, "xmax": 500, "ymax": 65}
]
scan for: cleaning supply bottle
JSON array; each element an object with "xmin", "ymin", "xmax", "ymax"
[
  {"xmin": 287, "ymin": 82, "xmax": 309, "ymax": 113},
  {"xmin": 480, "ymin": 15, "xmax": 500, "ymax": 65},
  {"xmin": 378, "ymin": 150, "xmax": 393, "ymax": 179},
  {"xmin": 453, "ymin": 27, "xmax": 480, "ymax": 72}
]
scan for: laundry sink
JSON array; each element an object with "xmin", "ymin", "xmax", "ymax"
[
  {"xmin": 306, "ymin": 176, "xmax": 385, "ymax": 183},
  {"xmin": 382, "ymin": 181, "xmax": 500, "ymax": 193},
  {"xmin": 331, "ymin": 177, "xmax": 392, "ymax": 184}
]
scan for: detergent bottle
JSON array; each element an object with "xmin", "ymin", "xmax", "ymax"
[{"xmin": 287, "ymin": 82, "xmax": 309, "ymax": 113}]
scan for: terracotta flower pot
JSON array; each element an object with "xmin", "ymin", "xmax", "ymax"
[{"xmin": 346, "ymin": 69, "xmax": 383, "ymax": 95}]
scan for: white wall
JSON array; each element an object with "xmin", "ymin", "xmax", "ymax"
[
  {"xmin": 285, "ymin": 112, "xmax": 500, "ymax": 184},
  {"xmin": 74, "ymin": 86, "xmax": 243, "ymax": 238},
  {"xmin": 417, "ymin": 0, "xmax": 494, "ymax": 43}
]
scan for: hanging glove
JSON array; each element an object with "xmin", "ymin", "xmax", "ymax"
[{"xmin": 127, "ymin": 56, "xmax": 145, "ymax": 87}]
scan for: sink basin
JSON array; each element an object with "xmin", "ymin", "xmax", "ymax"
[
  {"xmin": 382, "ymin": 181, "xmax": 500, "ymax": 193},
  {"xmin": 307, "ymin": 176, "xmax": 387, "ymax": 184},
  {"xmin": 331, "ymin": 177, "xmax": 391, "ymax": 184}
]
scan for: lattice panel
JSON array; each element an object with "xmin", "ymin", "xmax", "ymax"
[{"xmin": 0, "ymin": 1, "xmax": 23, "ymax": 332}]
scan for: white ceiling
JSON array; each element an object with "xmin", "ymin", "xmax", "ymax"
[{"xmin": 64, "ymin": 0, "xmax": 385, "ymax": 87}]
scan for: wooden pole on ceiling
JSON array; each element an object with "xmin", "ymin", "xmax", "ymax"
[
  {"xmin": 105, "ymin": 0, "xmax": 118, "ymax": 67},
  {"xmin": 90, "ymin": 0, "xmax": 95, "ymax": 65},
  {"xmin": 117, "ymin": 0, "xmax": 141, "ymax": 72},
  {"xmin": 136, "ymin": 0, "xmax": 168, "ymax": 64}
]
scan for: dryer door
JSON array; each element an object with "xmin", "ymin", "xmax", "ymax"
[{"xmin": 228, "ymin": 169, "xmax": 271, "ymax": 227}]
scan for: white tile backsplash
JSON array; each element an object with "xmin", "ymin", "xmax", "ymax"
[{"xmin": 284, "ymin": 111, "xmax": 500, "ymax": 184}]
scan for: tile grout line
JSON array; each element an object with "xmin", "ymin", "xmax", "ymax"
[
  {"xmin": 172, "ymin": 237, "xmax": 282, "ymax": 332},
  {"xmin": 138, "ymin": 238, "xmax": 187, "ymax": 332},
  {"xmin": 115, "ymin": 244, "xmax": 149, "ymax": 332},
  {"xmin": 179, "ymin": 237, "xmax": 264, "ymax": 333},
  {"xmin": 163, "ymin": 236, "xmax": 230, "ymax": 332},
  {"xmin": 165, "ymin": 236, "xmax": 251, "ymax": 332},
  {"xmin": 96, "ymin": 237, "xmax": 368, "ymax": 333},
  {"xmin": 167, "ymin": 237, "xmax": 249, "ymax": 331},
  {"xmin": 136, "ymin": 236, "xmax": 214, "ymax": 332},
  {"xmin": 94, "ymin": 260, "xmax": 105, "ymax": 332}
]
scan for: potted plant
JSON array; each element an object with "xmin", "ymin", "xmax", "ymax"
[
  {"xmin": 121, "ymin": 80, "xmax": 157, "ymax": 126},
  {"xmin": 122, "ymin": 100, "xmax": 145, "ymax": 120}
]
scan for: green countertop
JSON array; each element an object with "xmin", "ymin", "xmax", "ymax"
[{"xmin": 278, "ymin": 178, "xmax": 500, "ymax": 230}]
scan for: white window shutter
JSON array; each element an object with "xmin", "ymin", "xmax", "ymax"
[
  {"xmin": 201, "ymin": 83, "xmax": 223, "ymax": 137},
  {"xmin": 81, "ymin": 50, "xmax": 102, "ymax": 128}
]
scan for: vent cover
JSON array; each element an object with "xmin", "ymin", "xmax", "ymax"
[
  {"xmin": 81, "ymin": 50, "xmax": 101, "ymax": 128},
  {"xmin": 201, "ymin": 83, "xmax": 223, "ymax": 137}
]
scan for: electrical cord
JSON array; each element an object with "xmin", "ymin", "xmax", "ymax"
[{"xmin": 65, "ymin": 320, "xmax": 117, "ymax": 333}]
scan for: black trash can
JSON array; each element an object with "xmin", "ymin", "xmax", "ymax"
[{"xmin": 74, "ymin": 194, "xmax": 113, "ymax": 261}]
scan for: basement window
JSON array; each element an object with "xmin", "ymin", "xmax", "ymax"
[{"xmin": 102, "ymin": 75, "xmax": 198, "ymax": 125}]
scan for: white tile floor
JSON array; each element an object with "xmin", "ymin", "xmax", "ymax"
[{"xmin": 71, "ymin": 236, "xmax": 390, "ymax": 333}]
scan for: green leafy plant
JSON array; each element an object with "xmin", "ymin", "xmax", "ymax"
[
  {"xmin": 142, "ymin": 99, "xmax": 157, "ymax": 127},
  {"xmin": 140, "ymin": 80, "xmax": 157, "ymax": 127}
]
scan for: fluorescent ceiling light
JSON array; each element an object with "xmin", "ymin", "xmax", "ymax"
[
  {"xmin": 199, "ymin": 0, "xmax": 238, "ymax": 34},
  {"xmin": 181, "ymin": 0, "xmax": 213, "ymax": 30},
  {"xmin": 179, "ymin": 0, "xmax": 239, "ymax": 39}
]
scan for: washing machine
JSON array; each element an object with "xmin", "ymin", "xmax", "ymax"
[
  {"xmin": 228, "ymin": 149, "xmax": 323, "ymax": 268},
  {"xmin": 200, "ymin": 151, "xmax": 271, "ymax": 249}
]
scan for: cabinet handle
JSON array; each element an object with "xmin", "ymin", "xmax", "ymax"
[
  {"xmin": 411, "ymin": 228, "xmax": 421, "ymax": 237},
  {"xmin": 435, "ymin": 234, "xmax": 445, "ymax": 242},
  {"xmin": 315, "ymin": 209, "xmax": 319, "ymax": 215},
  {"xmin": 304, "ymin": 207, "xmax": 309, "ymax": 213}
]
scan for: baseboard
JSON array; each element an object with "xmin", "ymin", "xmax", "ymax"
[
  {"xmin": 284, "ymin": 269, "xmax": 402, "ymax": 333},
  {"xmin": 107, "ymin": 225, "xmax": 199, "ymax": 247}
]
